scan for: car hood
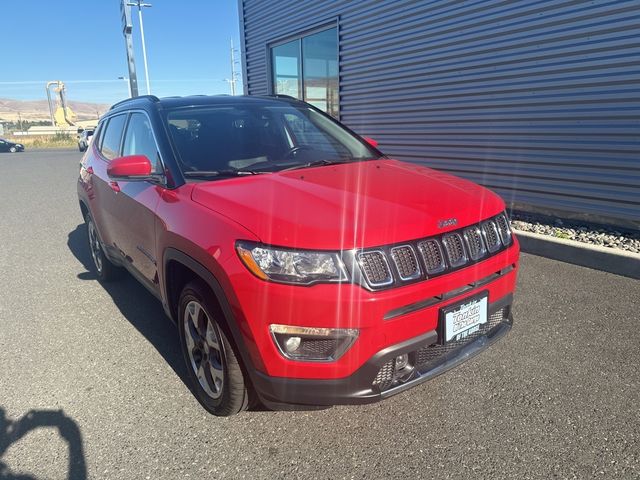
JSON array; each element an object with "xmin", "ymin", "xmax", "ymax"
[{"xmin": 191, "ymin": 159, "xmax": 505, "ymax": 250}]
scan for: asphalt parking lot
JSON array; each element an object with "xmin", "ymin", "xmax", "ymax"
[{"xmin": 0, "ymin": 149, "xmax": 638, "ymax": 480}]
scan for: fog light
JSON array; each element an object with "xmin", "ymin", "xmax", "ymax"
[
  {"xmin": 284, "ymin": 336, "xmax": 301, "ymax": 353},
  {"xmin": 395, "ymin": 354, "xmax": 409, "ymax": 371},
  {"xmin": 269, "ymin": 324, "xmax": 359, "ymax": 362}
]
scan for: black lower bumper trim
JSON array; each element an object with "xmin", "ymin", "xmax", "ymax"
[{"xmin": 253, "ymin": 295, "xmax": 513, "ymax": 407}]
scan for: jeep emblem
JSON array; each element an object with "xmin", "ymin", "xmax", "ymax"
[{"xmin": 438, "ymin": 218, "xmax": 458, "ymax": 228}]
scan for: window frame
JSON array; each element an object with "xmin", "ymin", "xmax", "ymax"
[
  {"xmin": 97, "ymin": 113, "xmax": 128, "ymax": 162},
  {"xmin": 268, "ymin": 20, "xmax": 339, "ymax": 119},
  {"xmin": 95, "ymin": 109, "xmax": 167, "ymax": 185},
  {"xmin": 121, "ymin": 109, "xmax": 167, "ymax": 176}
]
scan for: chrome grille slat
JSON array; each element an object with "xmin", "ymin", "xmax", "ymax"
[
  {"xmin": 481, "ymin": 220, "xmax": 502, "ymax": 253},
  {"xmin": 390, "ymin": 245, "xmax": 421, "ymax": 281},
  {"xmin": 355, "ymin": 213, "xmax": 512, "ymax": 290},
  {"xmin": 442, "ymin": 233, "xmax": 468, "ymax": 268},
  {"xmin": 417, "ymin": 239, "xmax": 446, "ymax": 275},
  {"xmin": 357, "ymin": 251, "xmax": 393, "ymax": 287},
  {"xmin": 495, "ymin": 214, "xmax": 512, "ymax": 246},
  {"xmin": 463, "ymin": 226, "xmax": 486, "ymax": 260}
]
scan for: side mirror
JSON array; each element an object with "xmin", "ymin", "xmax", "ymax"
[
  {"xmin": 107, "ymin": 155, "xmax": 154, "ymax": 181},
  {"xmin": 363, "ymin": 136, "xmax": 378, "ymax": 148}
]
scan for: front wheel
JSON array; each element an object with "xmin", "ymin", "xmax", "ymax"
[
  {"xmin": 178, "ymin": 281, "xmax": 249, "ymax": 416},
  {"xmin": 9, "ymin": 146, "xmax": 16, "ymax": 153}
]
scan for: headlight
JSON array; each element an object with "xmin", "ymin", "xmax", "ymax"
[
  {"xmin": 236, "ymin": 241, "xmax": 348, "ymax": 285},
  {"xmin": 269, "ymin": 324, "xmax": 358, "ymax": 361}
]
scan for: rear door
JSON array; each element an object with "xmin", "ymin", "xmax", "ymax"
[{"xmin": 87, "ymin": 113, "xmax": 128, "ymax": 255}]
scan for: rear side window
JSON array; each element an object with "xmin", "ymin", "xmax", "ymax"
[
  {"xmin": 100, "ymin": 114, "xmax": 127, "ymax": 160},
  {"xmin": 122, "ymin": 112, "xmax": 162, "ymax": 173}
]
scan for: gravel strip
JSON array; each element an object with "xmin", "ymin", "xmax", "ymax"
[{"xmin": 511, "ymin": 214, "xmax": 640, "ymax": 254}]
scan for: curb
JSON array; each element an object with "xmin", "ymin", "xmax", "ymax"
[{"xmin": 514, "ymin": 229, "xmax": 640, "ymax": 280}]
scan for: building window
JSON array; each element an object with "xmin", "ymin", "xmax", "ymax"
[
  {"xmin": 271, "ymin": 26, "xmax": 338, "ymax": 117},
  {"xmin": 271, "ymin": 40, "xmax": 301, "ymax": 99}
]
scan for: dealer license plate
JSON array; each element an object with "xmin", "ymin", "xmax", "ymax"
[{"xmin": 442, "ymin": 294, "xmax": 488, "ymax": 343}]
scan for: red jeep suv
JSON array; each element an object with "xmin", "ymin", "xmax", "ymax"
[{"xmin": 77, "ymin": 95, "xmax": 520, "ymax": 416}]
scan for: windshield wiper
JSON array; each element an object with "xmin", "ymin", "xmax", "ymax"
[
  {"xmin": 280, "ymin": 159, "xmax": 352, "ymax": 172},
  {"xmin": 183, "ymin": 169, "xmax": 260, "ymax": 178}
]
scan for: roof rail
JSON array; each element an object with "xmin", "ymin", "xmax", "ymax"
[
  {"xmin": 269, "ymin": 94, "xmax": 300, "ymax": 101},
  {"xmin": 110, "ymin": 95, "xmax": 160, "ymax": 110}
]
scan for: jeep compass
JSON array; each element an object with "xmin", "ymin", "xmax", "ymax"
[{"xmin": 77, "ymin": 95, "xmax": 520, "ymax": 416}]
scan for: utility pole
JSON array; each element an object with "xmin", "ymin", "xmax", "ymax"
[
  {"xmin": 230, "ymin": 38, "xmax": 237, "ymax": 96},
  {"xmin": 128, "ymin": 0, "xmax": 153, "ymax": 95},
  {"xmin": 225, "ymin": 38, "xmax": 240, "ymax": 95}
]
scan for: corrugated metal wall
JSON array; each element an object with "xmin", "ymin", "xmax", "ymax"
[{"xmin": 240, "ymin": 0, "xmax": 640, "ymax": 229}]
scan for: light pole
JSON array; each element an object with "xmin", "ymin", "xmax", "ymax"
[
  {"xmin": 118, "ymin": 76, "xmax": 132, "ymax": 98},
  {"xmin": 127, "ymin": 0, "xmax": 152, "ymax": 95}
]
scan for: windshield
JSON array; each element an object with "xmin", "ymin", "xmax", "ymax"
[{"xmin": 164, "ymin": 102, "xmax": 382, "ymax": 177}]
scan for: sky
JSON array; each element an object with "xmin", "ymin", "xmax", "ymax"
[{"xmin": 0, "ymin": 0, "xmax": 242, "ymax": 104}]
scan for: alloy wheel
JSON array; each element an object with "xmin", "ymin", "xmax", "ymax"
[
  {"xmin": 183, "ymin": 300, "xmax": 225, "ymax": 399},
  {"xmin": 87, "ymin": 219, "xmax": 103, "ymax": 273}
]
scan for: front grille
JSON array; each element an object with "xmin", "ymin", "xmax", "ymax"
[
  {"xmin": 417, "ymin": 239, "xmax": 446, "ymax": 275},
  {"xmin": 372, "ymin": 306, "xmax": 509, "ymax": 392},
  {"xmin": 390, "ymin": 246, "xmax": 421, "ymax": 280},
  {"xmin": 463, "ymin": 226, "xmax": 486, "ymax": 260},
  {"xmin": 357, "ymin": 251, "xmax": 392, "ymax": 286},
  {"xmin": 416, "ymin": 307, "xmax": 507, "ymax": 369},
  {"xmin": 442, "ymin": 233, "xmax": 468, "ymax": 268},
  {"xmin": 354, "ymin": 213, "xmax": 512, "ymax": 290},
  {"xmin": 495, "ymin": 214, "xmax": 512, "ymax": 246},
  {"xmin": 481, "ymin": 220, "xmax": 501, "ymax": 253}
]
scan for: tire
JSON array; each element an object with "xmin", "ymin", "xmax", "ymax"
[
  {"xmin": 85, "ymin": 213, "xmax": 121, "ymax": 281},
  {"xmin": 9, "ymin": 147, "xmax": 16, "ymax": 153},
  {"xmin": 178, "ymin": 281, "xmax": 249, "ymax": 416},
  {"xmin": 78, "ymin": 144, "xmax": 86, "ymax": 152}
]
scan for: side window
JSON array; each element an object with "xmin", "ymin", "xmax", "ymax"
[
  {"xmin": 93, "ymin": 123, "xmax": 104, "ymax": 150},
  {"xmin": 122, "ymin": 112, "xmax": 162, "ymax": 173},
  {"xmin": 99, "ymin": 114, "xmax": 127, "ymax": 160}
]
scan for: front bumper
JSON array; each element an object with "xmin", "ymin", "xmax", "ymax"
[{"xmin": 253, "ymin": 294, "xmax": 513, "ymax": 407}]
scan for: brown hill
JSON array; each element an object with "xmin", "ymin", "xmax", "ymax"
[{"xmin": 0, "ymin": 98, "xmax": 110, "ymax": 122}]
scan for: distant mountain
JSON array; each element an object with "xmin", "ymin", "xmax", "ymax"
[{"xmin": 0, "ymin": 98, "xmax": 110, "ymax": 122}]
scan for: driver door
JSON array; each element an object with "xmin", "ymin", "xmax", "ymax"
[{"xmin": 108, "ymin": 112, "xmax": 165, "ymax": 287}]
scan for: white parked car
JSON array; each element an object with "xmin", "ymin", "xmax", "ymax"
[{"xmin": 77, "ymin": 129, "xmax": 94, "ymax": 152}]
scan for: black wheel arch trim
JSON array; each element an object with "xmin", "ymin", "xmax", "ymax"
[{"xmin": 162, "ymin": 248, "xmax": 265, "ymax": 379}]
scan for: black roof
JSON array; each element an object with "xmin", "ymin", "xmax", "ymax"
[{"xmin": 109, "ymin": 94, "xmax": 301, "ymax": 113}]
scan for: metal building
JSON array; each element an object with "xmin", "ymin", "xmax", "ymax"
[{"xmin": 238, "ymin": 0, "xmax": 640, "ymax": 229}]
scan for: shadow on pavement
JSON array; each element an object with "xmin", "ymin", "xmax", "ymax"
[
  {"xmin": 0, "ymin": 408, "xmax": 86, "ymax": 480},
  {"xmin": 66, "ymin": 223, "xmax": 191, "ymax": 394}
]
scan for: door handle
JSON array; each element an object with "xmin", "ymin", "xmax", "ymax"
[{"xmin": 109, "ymin": 181, "xmax": 121, "ymax": 193}]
